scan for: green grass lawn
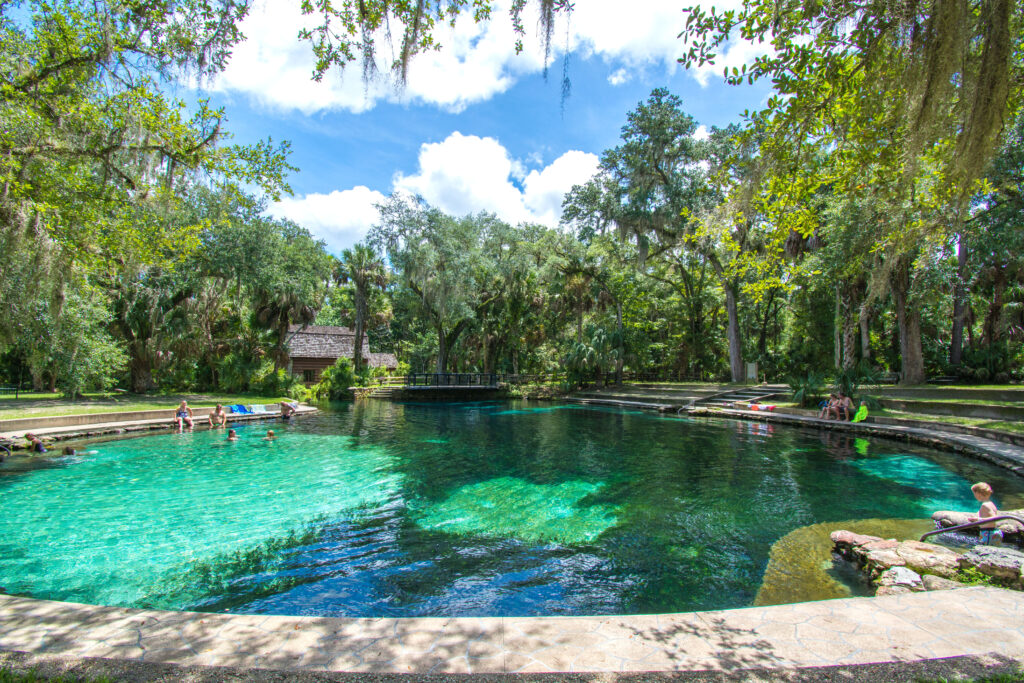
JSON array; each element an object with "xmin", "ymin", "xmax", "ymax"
[{"xmin": 0, "ymin": 393, "xmax": 293, "ymax": 420}]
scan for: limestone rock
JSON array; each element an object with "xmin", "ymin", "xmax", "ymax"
[
  {"xmin": 877, "ymin": 566, "xmax": 923, "ymax": 591},
  {"xmin": 922, "ymin": 574, "xmax": 965, "ymax": 591},
  {"xmin": 860, "ymin": 539, "xmax": 900, "ymax": 551},
  {"xmin": 862, "ymin": 548, "xmax": 905, "ymax": 577},
  {"xmin": 830, "ymin": 530, "xmax": 881, "ymax": 547},
  {"xmin": 960, "ymin": 545, "xmax": 1024, "ymax": 583},
  {"xmin": 875, "ymin": 585, "xmax": 914, "ymax": 596},
  {"xmin": 894, "ymin": 540, "xmax": 962, "ymax": 579},
  {"xmin": 933, "ymin": 509, "xmax": 1024, "ymax": 535}
]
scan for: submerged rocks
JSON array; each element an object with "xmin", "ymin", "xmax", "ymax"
[{"xmin": 755, "ymin": 519, "xmax": 934, "ymax": 607}]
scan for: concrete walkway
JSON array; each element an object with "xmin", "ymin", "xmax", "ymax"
[
  {"xmin": 0, "ymin": 406, "xmax": 318, "ymax": 446},
  {"xmin": 1, "ymin": 588, "xmax": 1022, "ymax": 674}
]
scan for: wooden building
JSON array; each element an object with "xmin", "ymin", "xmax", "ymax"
[{"xmin": 286, "ymin": 325, "xmax": 398, "ymax": 384}]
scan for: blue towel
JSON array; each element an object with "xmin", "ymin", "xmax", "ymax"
[{"xmin": 230, "ymin": 404, "xmax": 253, "ymax": 415}]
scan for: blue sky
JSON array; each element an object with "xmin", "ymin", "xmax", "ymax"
[{"xmin": 201, "ymin": 0, "xmax": 768, "ymax": 253}]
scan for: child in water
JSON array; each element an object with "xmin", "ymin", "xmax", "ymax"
[
  {"xmin": 263, "ymin": 429, "xmax": 276, "ymax": 440},
  {"xmin": 226, "ymin": 429, "xmax": 239, "ymax": 442},
  {"xmin": 968, "ymin": 482, "xmax": 1002, "ymax": 545},
  {"xmin": 62, "ymin": 447, "xmax": 98, "ymax": 456}
]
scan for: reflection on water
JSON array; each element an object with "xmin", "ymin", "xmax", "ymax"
[{"xmin": 1, "ymin": 399, "xmax": 1022, "ymax": 617}]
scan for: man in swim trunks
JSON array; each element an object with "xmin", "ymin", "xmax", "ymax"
[
  {"xmin": 175, "ymin": 401, "xmax": 194, "ymax": 431},
  {"xmin": 208, "ymin": 403, "xmax": 227, "ymax": 428},
  {"xmin": 279, "ymin": 400, "xmax": 297, "ymax": 419}
]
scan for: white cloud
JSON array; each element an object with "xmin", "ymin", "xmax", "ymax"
[
  {"xmin": 607, "ymin": 68, "xmax": 630, "ymax": 86},
  {"xmin": 213, "ymin": 0, "xmax": 768, "ymax": 112},
  {"xmin": 522, "ymin": 150, "xmax": 601, "ymax": 225},
  {"xmin": 394, "ymin": 133, "xmax": 531, "ymax": 221},
  {"xmin": 395, "ymin": 132, "xmax": 599, "ymax": 226},
  {"xmin": 269, "ymin": 186, "xmax": 386, "ymax": 252},
  {"xmin": 275, "ymin": 133, "xmax": 600, "ymax": 250},
  {"xmin": 693, "ymin": 124, "xmax": 710, "ymax": 141}
]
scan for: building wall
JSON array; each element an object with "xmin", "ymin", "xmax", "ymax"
[{"xmin": 290, "ymin": 357, "xmax": 335, "ymax": 384}]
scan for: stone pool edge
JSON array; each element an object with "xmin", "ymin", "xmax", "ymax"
[
  {"xmin": 688, "ymin": 406, "xmax": 1024, "ymax": 476},
  {"xmin": 2, "ymin": 588, "xmax": 1023, "ymax": 674}
]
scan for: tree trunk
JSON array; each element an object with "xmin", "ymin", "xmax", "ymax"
[
  {"xmin": 757, "ymin": 288, "xmax": 776, "ymax": 357},
  {"xmin": 834, "ymin": 286, "xmax": 842, "ymax": 370},
  {"xmin": 709, "ymin": 256, "xmax": 743, "ymax": 382},
  {"xmin": 950, "ymin": 239, "xmax": 968, "ymax": 366},
  {"xmin": 839, "ymin": 284, "xmax": 857, "ymax": 370},
  {"xmin": 724, "ymin": 283, "xmax": 743, "ymax": 382},
  {"xmin": 893, "ymin": 259, "xmax": 926, "ymax": 385},
  {"xmin": 436, "ymin": 321, "xmax": 469, "ymax": 373},
  {"xmin": 436, "ymin": 325, "xmax": 448, "ymax": 373},
  {"xmin": 982, "ymin": 266, "xmax": 1007, "ymax": 349},
  {"xmin": 859, "ymin": 302, "xmax": 871, "ymax": 362},
  {"xmin": 130, "ymin": 353, "xmax": 154, "ymax": 393},
  {"xmin": 614, "ymin": 301, "xmax": 624, "ymax": 385},
  {"xmin": 274, "ymin": 323, "xmax": 288, "ymax": 371},
  {"xmin": 353, "ymin": 289, "xmax": 367, "ymax": 373}
]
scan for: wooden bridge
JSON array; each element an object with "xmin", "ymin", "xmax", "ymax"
[{"xmin": 357, "ymin": 373, "xmax": 503, "ymax": 399}]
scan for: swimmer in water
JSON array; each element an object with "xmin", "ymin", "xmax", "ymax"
[
  {"xmin": 226, "ymin": 429, "xmax": 239, "ymax": 442},
  {"xmin": 62, "ymin": 447, "xmax": 98, "ymax": 456},
  {"xmin": 263, "ymin": 429, "xmax": 276, "ymax": 440},
  {"xmin": 25, "ymin": 433, "xmax": 47, "ymax": 453}
]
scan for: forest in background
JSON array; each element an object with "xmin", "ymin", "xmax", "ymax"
[{"xmin": 2, "ymin": 0, "xmax": 1022, "ymax": 397}]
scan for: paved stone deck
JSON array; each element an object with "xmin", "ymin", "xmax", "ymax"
[{"xmin": 2, "ymin": 588, "xmax": 1022, "ymax": 674}]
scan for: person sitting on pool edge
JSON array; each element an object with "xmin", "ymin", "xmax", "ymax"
[
  {"xmin": 226, "ymin": 429, "xmax": 239, "ymax": 442},
  {"xmin": 174, "ymin": 400, "xmax": 194, "ymax": 431},
  {"xmin": 833, "ymin": 392, "xmax": 855, "ymax": 421},
  {"xmin": 819, "ymin": 394, "xmax": 837, "ymax": 419},
  {"xmin": 279, "ymin": 400, "xmax": 297, "ymax": 419},
  {"xmin": 968, "ymin": 482, "xmax": 1002, "ymax": 545},
  {"xmin": 25, "ymin": 433, "xmax": 46, "ymax": 453},
  {"xmin": 208, "ymin": 403, "xmax": 227, "ymax": 428}
]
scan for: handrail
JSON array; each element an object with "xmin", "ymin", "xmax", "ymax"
[{"xmin": 919, "ymin": 514, "xmax": 1024, "ymax": 541}]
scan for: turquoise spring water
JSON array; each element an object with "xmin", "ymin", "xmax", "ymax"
[{"xmin": 1, "ymin": 400, "xmax": 1022, "ymax": 617}]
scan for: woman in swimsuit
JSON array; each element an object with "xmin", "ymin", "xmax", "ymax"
[{"xmin": 175, "ymin": 401, "xmax": 194, "ymax": 430}]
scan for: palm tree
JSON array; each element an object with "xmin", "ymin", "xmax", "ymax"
[
  {"xmin": 338, "ymin": 244, "xmax": 388, "ymax": 373},
  {"xmin": 254, "ymin": 285, "xmax": 317, "ymax": 371}
]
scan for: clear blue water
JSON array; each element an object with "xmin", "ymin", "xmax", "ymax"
[{"xmin": 1, "ymin": 400, "xmax": 1021, "ymax": 617}]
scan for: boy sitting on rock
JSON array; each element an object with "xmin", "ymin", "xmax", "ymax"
[{"xmin": 969, "ymin": 482, "xmax": 1002, "ymax": 545}]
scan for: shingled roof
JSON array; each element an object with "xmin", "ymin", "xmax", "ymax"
[{"xmin": 286, "ymin": 325, "xmax": 397, "ymax": 368}]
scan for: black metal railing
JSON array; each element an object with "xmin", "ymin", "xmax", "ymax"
[
  {"xmin": 919, "ymin": 514, "xmax": 1024, "ymax": 542},
  {"xmin": 406, "ymin": 373, "xmax": 500, "ymax": 387}
]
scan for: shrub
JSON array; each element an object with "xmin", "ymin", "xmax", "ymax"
[
  {"xmin": 311, "ymin": 357, "xmax": 359, "ymax": 399},
  {"xmin": 788, "ymin": 371, "xmax": 825, "ymax": 407}
]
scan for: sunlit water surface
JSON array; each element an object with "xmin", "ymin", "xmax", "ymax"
[{"xmin": 2, "ymin": 400, "xmax": 1022, "ymax": 617}]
